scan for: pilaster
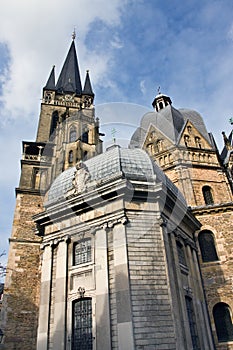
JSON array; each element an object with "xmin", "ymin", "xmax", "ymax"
[{"xmin": 112, "ymin": 222, "xmax": 135, "ymax": 350}]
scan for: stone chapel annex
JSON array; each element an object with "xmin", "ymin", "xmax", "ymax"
[{"xmin": 1, "ymin": 37, "xmax": 233, "ymax": 350}]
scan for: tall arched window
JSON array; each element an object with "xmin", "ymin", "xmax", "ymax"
[
  {"xmin": 81, "ymin": 126, "xmax": 89, "ymax": 143},
  {"xmin": 198, "ymin": 230, "xmax": 218, "ymax": 262},
  {"xmin": 72, "ymin": 298, "xmax": 93, "ymax": 349},
  {"xmin": 202, "ymin": 186, "xmax": 214, "ymax": 205},
  {"xmin": 69, "ymin": 127, "xmax": 77, "ymax": 143},
  {"xmin": 50, "ymin": 111, "xmax": 58, "ymax": 139},
  {"xmin": 68, "ymin": 150, "xmax": 73, "ymax": 163},
  {"xmin": 213, "ymin": 303, "xmax": 233, "ymax": 342}
]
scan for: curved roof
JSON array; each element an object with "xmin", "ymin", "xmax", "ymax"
[{"xmin": 47, "ymin": 146, "xmax": 186, "ymax": 205}]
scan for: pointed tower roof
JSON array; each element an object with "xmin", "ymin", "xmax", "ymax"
[
  {"xmin": 44, "ymin": 65, "xmax": 56, "ymax": 90},
  {"xmin": 82, "ymin": 70, "xmax": 94, "ymax": 97},
  {"xmin": 56, "ymin": 40, "xmax": 82, "ymax": 95}
]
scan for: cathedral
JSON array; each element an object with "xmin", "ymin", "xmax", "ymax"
[{"xmin": 1, "ymin": 37, "xmax": 233, "ymax": 350}]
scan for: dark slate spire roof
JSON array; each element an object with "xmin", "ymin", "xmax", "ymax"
[
  {"xmin": 83, "ymin": 70, "xmax": 94, "ymax": 96},
  {"xmin": 56, "ymin": 40, "xmax": 82, "ymax": 95},
  {"xmin": 44, "ymin": 65, "xmax": 56, "ymax": 90}
]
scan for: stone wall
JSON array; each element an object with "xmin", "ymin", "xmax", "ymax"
[{"xmin": 1, "ymin": 193, "xmax": 43, "ymax": 350}]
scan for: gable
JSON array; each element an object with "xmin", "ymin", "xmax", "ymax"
[
  {"xmin": 143, "ymin": 124, "xmax": 174, "ymax": 155},
  {"xmin": 178, "ymin": 120, "xmax": 212, "ymax": 150}
]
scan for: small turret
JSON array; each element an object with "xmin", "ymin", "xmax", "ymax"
[
  {"xmin": 83, "ymin": 70, "xmax": 94, "ymax": 97},
  {"xmin": 43, "ymin": 65, "xmax": 56, "ymax": 91},
  {"xmin": 152, "ymin": 89, "xmax": 172, "ymax": 112}
]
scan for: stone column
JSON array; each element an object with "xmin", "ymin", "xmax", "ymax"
[
  {"xmin": 37, "ymin": 244, "xmax": 53, "ymax": 350},
  {"xmin": 95, "ymin": 227, "xmax": 111, "ymax": 350},
  {"xmin": 113, "ymin": 223, "xmax": 135, "ymax": 350},
  {"xmin": 53, "ymin": 239, "xmax": 68, "ymax": 349}
]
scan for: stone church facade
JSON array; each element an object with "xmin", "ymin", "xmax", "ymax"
[{"xmin": 1, "ymin": 39, "xmax": 233, "ymax": 350}]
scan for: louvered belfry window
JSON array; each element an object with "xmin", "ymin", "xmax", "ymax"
[
  {"xmin": 72, "ymin": 298, "xmax": 93, "ymax": 350},
  {"xmin": 198, "ymin": 230, "xmax": 218, "ymax": 262},
  {"xmin": 213, "ymin": 303, "xmax": 233, "ymax": 342}
]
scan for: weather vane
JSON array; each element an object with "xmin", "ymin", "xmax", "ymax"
[
  {"xmin": 111, "ymin": 128, "xmax": 117, "ymax": 144},
  {"xmin": 72, "ymin": 27, "xmax": 76, "ymax": 40}
]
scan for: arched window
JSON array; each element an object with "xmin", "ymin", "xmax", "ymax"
[
  {"xmin": 213, "ymin": 303, "xmax": 233, "ymax": 342},
  {"xmin": 72, "ymin": 298, "xmax": 92, "ymax": 349},
  {"xmin": 198, "ymin": 230, "xmax": 218, "ymax": 262},
  {"xmin": 50, "ymin": 111, "xmax": 58, "ymax": 139},
  {"xmin": 184, "ymin": 135, "xmax": 190, "ymax": 147},
  {"xmin": 202, "ymin": 185, "xmax": 214, "ymax": 205},
  {"xmin": 81, "ymin": 128, "xmax": 88, "ymax": 143},
  {"xmin": 83, "ymin": 151, "xmax": 88, "ymax": 161},
  {"xmin": 159, "ymin": 101, "xmax": 163, "ymax": 109},
  {"xmin": 69, "ymin": 127, "xmax": 77, "ymax": 143},
  {"xmin": 68, "ymin": 150, "xmax": 73, "ymax": 163}
]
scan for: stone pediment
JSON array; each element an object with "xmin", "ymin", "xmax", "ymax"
[
  {"xmin": 143, "ymin": 124, "xmax": 174, "ymax": 156},
  {"xmin": 178, "ymin": 120, "xmax": 212, "ymax": 150}
]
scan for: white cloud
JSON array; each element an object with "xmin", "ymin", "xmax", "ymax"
[
  {"xmin": 0, "ymin": 0, "xmax": 128, "ymax": 123},
  {"xmin": 140, "ymin": 79, "xmax": 146, "ymax": 95},
  {"xmin": 0, "ymin": 0, "xmax": 128, "ymax": 257}
]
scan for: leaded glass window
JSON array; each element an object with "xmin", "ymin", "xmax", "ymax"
[
  {"xmin": 198, "ymin": 230, "xmax": 218, "ymax": 262},
  {"xmin": 176, "ymin": 241, "xmax": 187, "ymax": 266},
  {"xmin": 72, "ymin": 298, "xmax": 92, "ymax": 350},
  {"xmin": 74, "ymin": 239, "xmax": 91, "ymax": 265},
  {"xmin": 202, "ymin": 186, "xmax": 214, "ymax": 205},
  {"xmin": 213, "ymin": 303, "xmax": 233, "ymax": 342},
  {"xmin": 185, "ymin": 296, "xmax": 200, "ymax": 350}
]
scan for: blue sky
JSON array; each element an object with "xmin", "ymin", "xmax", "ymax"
[{"xmin": 1, "ymin": 0, "xmax": 233, "ymax": 273}]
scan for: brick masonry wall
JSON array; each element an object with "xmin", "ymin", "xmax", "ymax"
[
  {"xmin": 1, "ymin": 193, "xmax": 43, "ymax": 350},
  {"xmin": 196, "ymin": 211, "xmax": 233, "ymax": 350}
]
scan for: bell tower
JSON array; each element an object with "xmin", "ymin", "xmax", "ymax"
[{"xmin": 1, "ymin": 37, "xmax": 103, "ymax": 350}]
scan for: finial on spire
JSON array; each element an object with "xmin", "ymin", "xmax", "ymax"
[
  {"xmin": 157, "ymin": 86, "xmax": 161, "ymax": 94},
  {"xmin": 72, "ymin": 28, "xmax": 76, "ymax": 41},
  {"xmin": 229, "ymin": 117, "xmax": 233, "ymax": 125}
]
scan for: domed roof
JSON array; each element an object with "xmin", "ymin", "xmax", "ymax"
[
  {"xmin": 130, "ymin": 105, "xmax": 211, "ymax": 148},
  {"xmin": 47, "ymin": 145, "xmax": 186, "ymax": 205}
]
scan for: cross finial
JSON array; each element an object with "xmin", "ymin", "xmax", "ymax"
[
  {"xmin": 72, "ymin": 28, "xmax": 76, "ymax": 41},
  {"xmin": 111, "ymin": 128, "xmax": 117, "ymax": 144}
]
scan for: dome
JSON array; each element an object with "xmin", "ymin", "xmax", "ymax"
[
  {"xmin": 47, "ymin": 145, "xmax": 186, "ymax": 205},
  {"xmin": 129, "ymin": 105, "xmax": 211, "ymax": 148}
]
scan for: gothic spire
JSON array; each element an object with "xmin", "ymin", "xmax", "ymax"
[
  {"xmin": 82, "ymin": 70, "xmax": 94, "ymax": 97},
  {"xmin": 44, "ymin": 65, "xmax": 56, "ymax": 90},
  {"xmin": 56, "ymin": 40, "xmax": 82, "ymax": 95}
]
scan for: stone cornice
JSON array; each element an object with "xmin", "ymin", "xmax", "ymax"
[{"xmin": 191, "ymin": 201, "xmax": 233, "ymax": 215}]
